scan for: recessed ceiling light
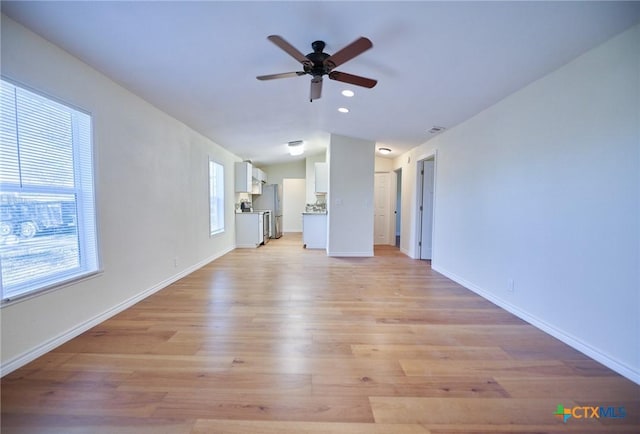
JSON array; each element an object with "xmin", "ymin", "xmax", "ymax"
[
  {"xmin": 378, "ymin": 147, "xmax": 392, "ymax": 155},
  {"xmin": 341, "ymin": 90, "xmax": 355, "ymax": 97},
  {"xmin": 338, "ymin": 107, "xmax": 349, "ymax": 113}
]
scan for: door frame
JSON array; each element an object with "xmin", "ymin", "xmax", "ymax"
[{"xmin": 415, "ymin": 152, "xmax": 437, "ymax": 260}]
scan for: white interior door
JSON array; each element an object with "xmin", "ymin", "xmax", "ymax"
[
  {"xmin": 282, "ymin": 178, "xmax": 306, "ymax": 233},
  {"xmin": 420, "ymin": 159, "xmax": 435, "ymax": 259},
  {"xmin": 395, "ymin": 168, "xmax": 402, "ymax": 247},
  {"xmin": 374, "ymin": 172, "xmax": 391, "ymax": 245}
]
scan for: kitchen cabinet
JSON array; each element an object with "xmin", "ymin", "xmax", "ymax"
[
  {"xmin": 252, "ymin": 167, "xmax": 267, "ymax": 183},
  {"xmin": 250, "ymin": 167, "xmax": 267, "ymax": 194},
  {"xmin": 314, "ymin": 162, "xmax": 328, "ymax": 194},
  {"xmin": 235, "ymin": 161, "xmax": 253, "ymax": 193},
  {"xmin": 236, "ymin": 212, "xmax": 266, "ymax": 248},
  {"xmin": 303, "ymin": 213, "xmax": 327, "ymax": 249}
]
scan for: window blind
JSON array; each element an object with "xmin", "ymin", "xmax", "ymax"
[{"xmin": 0, "ymin": 79, "xmax": 98, "ymax": 301}]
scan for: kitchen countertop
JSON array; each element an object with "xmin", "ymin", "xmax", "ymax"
[
  {"xmin": 236, "ymin": 210, "xmax": 269, "ymax": 214},
  {"xmin": 302, "ymin": 211, "xmax": 327, "ymax": 215}
]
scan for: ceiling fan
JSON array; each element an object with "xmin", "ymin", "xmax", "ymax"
[{"xmin": 257, "ymin": 35, "xmax": 377, "ymax": 102}]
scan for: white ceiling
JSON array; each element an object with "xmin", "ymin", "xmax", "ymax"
[{"xmin": 2, "ymin": 1, "xmax": 639, "ymax": 165}]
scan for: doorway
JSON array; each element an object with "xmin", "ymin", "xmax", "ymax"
[
  {"xmin": 374, "ymin": 172, "xmax": 392, "ymax": 245},
  {"xmin": 418, "ymin": 157, "xmax": 435, "ymax": 260},
  {"xmin": 394, "ymin": 168, "xmax": 402, "ymax": 247},
  {"xmin": 282, "ymin": 178, "xmax": 306, "ymax": 233}
]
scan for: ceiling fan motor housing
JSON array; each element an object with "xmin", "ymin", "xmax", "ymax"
[{"xmin": 305, "ymin": 40, "xmax": 332, "ymax": 77}]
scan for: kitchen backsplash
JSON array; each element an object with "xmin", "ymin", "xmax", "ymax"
[{"xmin": 305, "ymin": 202, "xmax": 326, "ymax": 213}]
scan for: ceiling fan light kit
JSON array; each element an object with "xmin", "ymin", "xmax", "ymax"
[{"xmin": 257, "ymin": 35, "xmax": 377, "ymax": 102}]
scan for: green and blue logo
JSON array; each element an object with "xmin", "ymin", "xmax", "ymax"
[
  {"xmin": 554, "ymin": 404, "xmax": 626, "ymax": 423},
  {"xmin": 554, "ymin": 404, "xmax": 572, "ymax": 423}
]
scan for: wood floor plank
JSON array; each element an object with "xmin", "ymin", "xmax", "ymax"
[
  {"xmin": 52, "ymin": 329, "xmax": 177, "ymax": 354},
  {"xmin": 0, "ymin": 414, "xmax": 194, "ymax": 434},
  {"xmin": 2, "ymin": 234, "xmax": 639, "ymax": 433},
  {"xmin": 191, "ymin": 419, "xmax": 430, "ymax": 433},
  {"xmin": 220, "ymin": 356, "xmax": 405, "ymax": 376},
  {"xmin": 117, "ymin": 371, "xmax": 312, "ymax": 395},
  {"xmin": 312, "ymin": 374, "xmax": 509, "ymax": 398},
  {"xmin": 370, "ymin": 396, "xmax": 575, "ymax": 424},
  {"xmin": 426, "ymin": 426, "xmax": 640, "ymax": 433},
  {"xmin": 196, "ymin": 341, "xmax": 352, "ymax": 358},
  {"xmin": 400, "ymin": 359, "xmax": 576, "ymax": 378},
  {"xmin": 153, "ymin": 392, "xmax": 374, "ymax": 422},
  {"xmin": 55, "ymin": 353, "xmax": 234, "ymax": 373},
  {"xmin": 351, "ymin": 344, "xmax": 512, "ymax": 360},
  {"xmin": 0, "ymin": 386, "xmax": 164, "ymax": 418},
  {"xmin": 496, "ymin": 376, "xmax": 640, "ymax": 400}
]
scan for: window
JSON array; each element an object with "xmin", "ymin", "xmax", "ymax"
[
  {"xmin": 0, "ymin": 79, "xmax": 98, "ymax": 302},
  {"xmin": 209, "ymin": 159, "xmax": 224, "ymax": 235}
]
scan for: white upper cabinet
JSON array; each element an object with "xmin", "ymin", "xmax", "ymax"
[
  {"xmin": 251, "ymin": 166, "xmax": 267, "ymax": 195},
  {"xmin": 252, "ymin": 167, "xmax": 267, "ymax": 183},
  {"xmin": 314, "ymin": 162, "xmax": 328, "ymax": 194},
  {"xmin": 235, "ymin": 161, "xmax": 253, "ymax": 193}
]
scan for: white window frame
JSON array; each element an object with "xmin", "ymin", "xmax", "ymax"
[
  {"xmin": 0, "ymin": 78, "xmax": 99, "ymax": 303},
  {"xmin": 209, "ymin": 158, "xmax": 225, "ymax": 236}
]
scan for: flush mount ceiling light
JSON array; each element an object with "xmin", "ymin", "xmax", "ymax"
[
  {"xmin": 341, "ymin": 89, "xmax": 355, "ymax": 97},
  {"xmin": 378, "ymin": 147, "xmax": 392, "ymax": 155},
  {"xmin": 428, "ymin": 126, "xmax": 446, "ymax": 134},
  {"xmin": 338, "ymin": 107, "xmax": 349, "ymax": 113},
  {"xmin": 288, "ymin": 140, "xmax": 304, "ymax": 156}
]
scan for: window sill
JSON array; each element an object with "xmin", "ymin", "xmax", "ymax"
[{"xmin": 1, "ymin": 269, "xmax": 104, "ymax": 308}]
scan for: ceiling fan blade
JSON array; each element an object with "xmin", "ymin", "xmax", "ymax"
[
  {"xmin": 257, "ymin": 71, "xmax": 306, "ymax": 81},
  {"xmin": 310, "ymin": 77, "xmax": 323, "ymax": 101},
  {"xmin": 324, "ymin": 37, "xmax": 373, "ymax": 69},
  {"xmin": 328, "ymin": 71, "xmax": 377, "ymax": 88},
  {"xmin": 267, "ymin": 35, "xmax": 311, "ymax": 66}
]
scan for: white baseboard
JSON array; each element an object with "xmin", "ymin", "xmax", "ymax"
[
  {"xmin": 327, "ymin": 250, "xmax": 374, "ymax": 257},
  {"xmin": 431, "ymin": 263, "xmax": 640, "ymax": 385},
  {"xmin": 0, "ymin": 246, "xmax": 234, "ymax": 377},
  {"xmin": 399, "ymin": 246, "xmax": 412, "ymax": 257}
]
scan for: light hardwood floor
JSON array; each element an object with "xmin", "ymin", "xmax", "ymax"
[{"xmin": 2, "ymin": 234, "xmax": 638, "ymax": 433}]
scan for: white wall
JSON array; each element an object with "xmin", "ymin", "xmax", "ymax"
[
  {"xmin": 396, "ymin": 24, "xmax": 640, "ymax": 382},
  {"xmin": 0, "ymin": 16, "xmax": 241, "ymax": 373},
  {"xmin": 262, "ymin": 160, "xmax": 306, "ymax": 187},
  {"xmin": 375, "ymin": 156, "xmax": 394, "ymax": 172},
  {"xmin": 327, "ymin": 134, "xmax": 375, "ymax": 256}
]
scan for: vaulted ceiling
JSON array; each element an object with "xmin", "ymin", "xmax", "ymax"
[{"xmin": 2, "ymin": 1, "xmax": 639, "ymax": 165}]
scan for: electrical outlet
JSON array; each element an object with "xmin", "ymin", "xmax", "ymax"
[
  {"xmin": 507, "ymin": 278, "xmax": 515, "ymax": 293},
  {"xmin": 173, "ymin": 257, "xmax": 178, "ymax": 268}
]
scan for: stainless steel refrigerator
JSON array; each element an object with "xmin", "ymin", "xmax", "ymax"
[{"xmin": 253, "ymin": 184, "xmax": 282, "ymax": 238}]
